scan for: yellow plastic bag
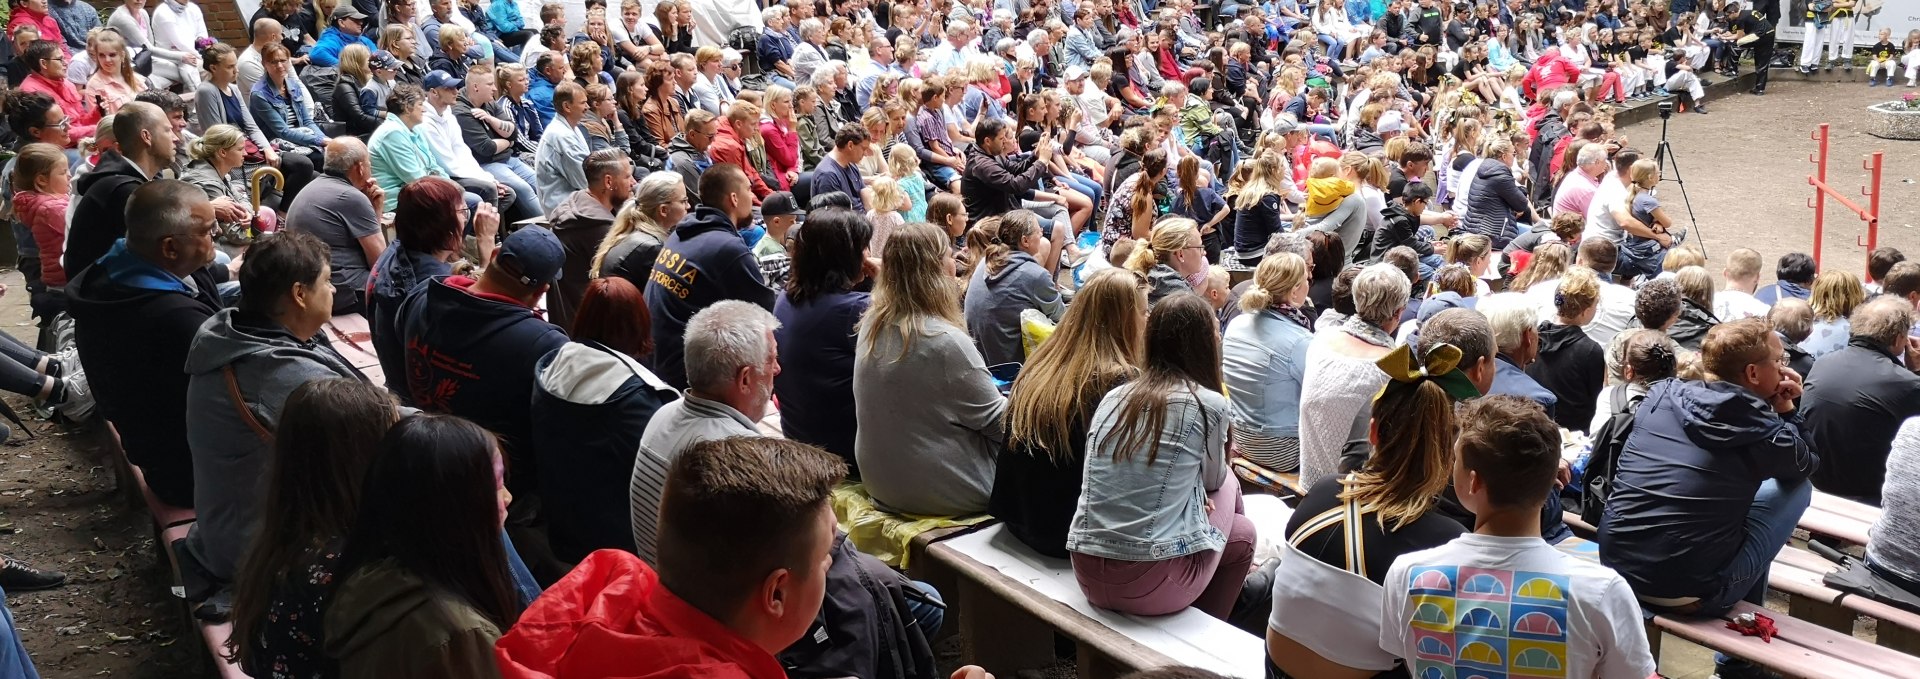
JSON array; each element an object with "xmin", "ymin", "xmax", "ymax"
[{"xmin": 1020, "ymin": 308, "xmax": 1057, "ymax": 358}]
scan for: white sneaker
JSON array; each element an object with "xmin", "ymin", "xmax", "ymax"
[
  {"xmin": 54, "ymin": 370, "xmax": 94, "ymax": 423},
  {"xmin": 48, "ymin": 346, "xmax": 79, "ymax": 378}
]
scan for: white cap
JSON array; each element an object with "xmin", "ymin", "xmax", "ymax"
[
  {"xmin": 1378, "ymin": 110, "xmax": 1406, "ymax": 134},
  {"xmin": 1064, "ymin": 65, "xmax": 1089, "ymax": 80}
]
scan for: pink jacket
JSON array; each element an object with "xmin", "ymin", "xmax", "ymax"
[
  {"xmin": 759, "ymin": 117, "xmax": 798, "ymax": 191},
  {"xmin": 19, "ymin": 74, "xmax": 98, "ymax": 145},
  {"xmin": 15, "ymin": 190, "xmax": 69, "ymax": 287},
  {"xmin": 7, "ymin": 7, "xmax": 66, "ymax": 57}
]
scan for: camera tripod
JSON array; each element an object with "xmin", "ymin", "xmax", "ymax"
[{"xmin": 1652, "ymin": 103, "xmax": 1705, "ymax": 258}]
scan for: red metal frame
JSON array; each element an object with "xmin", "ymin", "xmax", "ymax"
[{"xmin": 1806, "ymin": 123, "xmax": 1884, "ymax": 275}]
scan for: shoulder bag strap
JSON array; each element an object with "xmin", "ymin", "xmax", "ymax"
[{"xmin": 223, "ymin": 365, "xmax": 274, "ymax": 444}]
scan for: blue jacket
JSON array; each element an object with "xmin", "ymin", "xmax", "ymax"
[
  {"xmin": 528, "ymin": 71, "xmax": 559, "ymax": 128},
  {"xmin": 1222, "ymin": 308, "xmax": 1313, "ymax": 438},
  {"xmin": 1489, "ymin": 355, "xmax": 1558, "ymax": 419},
  {"xmin": 1755, "ymin": 280, "xmax": 1811, "ymax": 306},
  {"xmin": 1068, "ymin": 380, "xmax": 1232, "ymax": 561},
  {"xmin": 395, "ymin": 275, "xmax": 569, "ymax": 493},
  {"xmin": 643, "ymin": 206, "xmax": 776, "ymax": 390},
  {"xmin": 773, "ymin": 288, "xmax": 871, "ymax": 469},
  {"xmin": 309, "ymin": 26, "xmax": 375, "ymax": 68},
  {"xmin": 1598, "ymin": 378, "xmax": 1818, "ymax": 599},
  {"xmin": 757, "ymin": 28, "xmax": 794, "ymax": 73},
  {"xmin": 249, "ymin": 79, "xmax": 327, "ymax": 148},
  {"xmin": 530, "ymin": 341, "xmax": 678, "ymax": 562},
  {"xmin": 489, "ymin": 0, "xmax": 524, "ymax": 34}
]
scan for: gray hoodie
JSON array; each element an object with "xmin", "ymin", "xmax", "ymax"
[
  {"xmin": 962, "ymin": 251, "xmax": 1065, "ymax": 368},
  {"xmin": 181, "ymin": 309, "xmax": 366, "ymax": 586}
]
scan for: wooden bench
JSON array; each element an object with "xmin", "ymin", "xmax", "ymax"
[
  {"xmin": 324, "ymin": 314, "xmax": 383, "ymax": 389},
  {"xmin": 1550, "ymin": 535, "xmax": 1920, "ymax": 676},
  {"xmin": 918, "ymin": 524, "xmax": 1265, "ymax": 678},
  {"xmin": 106, "ymin": 425, "xmax": 252, "ymax": 678},
  {"xmin": 1801, "ymin": 491, "xmax": 1879, "ymax": 548}
]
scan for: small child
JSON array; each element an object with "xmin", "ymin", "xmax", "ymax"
[
  {"xmin": 886, "ymin": 145, "xmax": 928, "ymax": 223},
  {"xmin": 1903, "ymin": 29, "xmax": 1920, "ymax": 87},
  {"xmin": 1867, "ymin": 28, "xmax": 1900, "ymax": 86},
  {"xmin": 1617, "ymin": 158, "xmax": 1678, "ymax": 283},
  {"xmin": 1302, "ymin": 156, "xmax": 1354, "ymax": 218},
  {"xmin": 11, "ymin": 144, "xmax": 71, "ymax": 288},
  {"xmin": 755, "ymin": 191, "xmax": 804, "ymax": 290},
  {"xmin": 1379, "ymin": 395, "xmax": 1659, "ymax": 679},
  {"xmin": 865, "ymin": 177, "xmax": 908, "ymax": 255}
]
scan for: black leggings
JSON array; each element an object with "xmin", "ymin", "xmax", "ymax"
[{"xmin": 500, "ymin": 29, "xmax": 536, "ymax": 50}]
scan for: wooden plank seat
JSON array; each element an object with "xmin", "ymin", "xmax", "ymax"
[
  {"xmin": 1801, "ymin": 492, "xmax": 1878, "ymax": 547},
  {"xmin": 920, "ymin": 524, "xmax": 1265, "ymax": 678},
  {"xmin": 1550, "ymin": 536, "xmax": 1920, "ymax": 676}
]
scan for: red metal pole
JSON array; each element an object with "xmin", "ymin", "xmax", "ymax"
[
  {"xmin": 1866, "ymin": 151, "xmax": 1883, "ymax": 276},
  {"xmin": 1812, "ymin": 124, "xmax": 1829, "ymax": 269}
]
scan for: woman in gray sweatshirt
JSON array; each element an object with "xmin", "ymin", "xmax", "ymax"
[
  {"xmin": 856, "ymin": 222, "xmax": 1008, "ymax": 517},
  {"xmin": 962, "ymin": 210, "xmax": 1066, "ymax": 367}
]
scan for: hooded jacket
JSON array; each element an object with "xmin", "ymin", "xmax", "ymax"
[
  {"xmin": 666, "ymin": 136, "xmax": 712, "ymax": 202},
  {"xmin": 707, "ymin": 124, "xmax": 773, "ymax": 201},
  {"xmin": 495, "ymin": 549, "xmax": 786, "ymax": 679},
  {"xmin": 544, "ymin": 191, "xmax": 617, "ymax": 332},
  {"xmin": 323, "ymin": 560, "xmax": 504, "ymax": 679},
  {"xmin": 644, "ymin": 206, "xmax": 775, "ymax": 390},
  {"xmin": 396, "ymin": 275, "xmax": 569, "ymax": 493},
  {"xmin": 366, "ymin": 244, "xmax": 453, "ymax": 395},
  {"xmin": 1460, "ymin": 160, "xmax": 1530, "ymax": 248},
  {"xmin": 1755, "ymin": 280, "xmax": 1812, "ymax": 305},
  {"xmin": 181, "ymin": 309, "xmax": 365, "ymax": 584},
  {"xmin": 1599, "ymin": 378, "xmax": 1818, "ymax": 599},
  {"xmin": 1370, "ymin": 201, "xmax": 1433, "ymax": 262},
  {"xmin": 1803, "ymin": 337, "xmax": 1920, "ymax": 504},
  {"xmin": 66, "ymin": 151, "xmax": 148, "ymax": 278},
  {"xmin": 530, "ymin": 342, "xmax": 678, "ymax": 563},
  {"xmin": 962, "ymin": 251, "xmax": 1065, "ymax": 368},
  {"xmin": 1528, "ymin": 321, "xmax": 1605, "ymax": 433},
  {"xmin": 1668, "ymin": 299, "xmax": 1720, "ymax": 352},
  {"xmin": 66, "ymin": 241, "xmax": 222, "ymax": 507}
]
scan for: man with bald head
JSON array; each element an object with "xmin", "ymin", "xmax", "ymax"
[
  {"xmin": 239, "ymin": 17, "xmax": 283, "ymax": 99},
  {"xmin": 66, "ymin": 101, "xmax": 176, "ymax": 278},
  {"xmin": 284, "ymin": 137, "xmax": 387, "ymax": 313},
  {"xmin": 67, "ymin": 180, "xmax": 222, "ymax": 507}
]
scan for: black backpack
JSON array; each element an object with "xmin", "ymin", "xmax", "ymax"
[{"xmin": 1580, "ymin": 387, "xmax": 1645, "ymax": 526}]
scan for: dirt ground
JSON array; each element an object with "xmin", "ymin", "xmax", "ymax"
[
  {"xmin": 0, "ymin": 78, "xmax": 1905, "ymax": 679},
  {"xmin": 0, "ymin": 272, "xmax": 199, "ymax": 678},
  {"xmin": 1613, "ymin": 79, "xmax": 1920, "ymax": 280}
]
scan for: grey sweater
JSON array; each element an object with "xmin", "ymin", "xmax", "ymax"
[
  {"xmin": 629, "ymin": 392, "xmax": 760, "ymax": 565},
  {"xmin": 962, "ymin": 251, "xmax": 1064, "ymax": 368},
  {"xmin": 1869, "ymin": 417, "xmax": 1920, "ymax": 584},
  {"xmin": 854, "ymin": 318, "xmax": 1007, "ymax": 516},
  {"xmin": 181, "ymin": 309, "xmax": 365, "ymax": 586}
]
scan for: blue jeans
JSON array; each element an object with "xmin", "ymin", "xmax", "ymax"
[
  {"xmin": 1696, "ymin": 478, "xmax": 1812, "ymax": 617},
  {"xmin": 502, "ymin": 529, "xmax": 543, "ymax": 607},
  {"xmin": 484, "ymin": 158, "xmax": 542, "ymax": 223},
  {"xmin": 906, "ymin": 580, "xmax": 945, "ymax": 638},
  {"xmin": 1056, "ymin": 172, "xmax": 1102, "ymax": 212},
  {"xmin": 929, "ymin": 164, "xmax": 961, "ymax": 187},
  {"xmin": 1317, "ymin": 33, "xmax": 1342, "ymax": 55},
  {"xmin": 0, "ymin": 587, "xmax": 38, "ymax": 679},
  {"xmin": 769, "ymin": 74, "xmax": 798, "ymax": 89}
]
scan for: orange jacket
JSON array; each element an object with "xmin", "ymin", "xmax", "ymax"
[{"xmin": 707, "ymin": 124, "xmax": 772, "ymax": 202}]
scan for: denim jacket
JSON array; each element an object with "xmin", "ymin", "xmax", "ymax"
[
  {"xmin": 1067, "ymin": 381, "xmax": 1230, "ymax": 561},
  {"xmin": 1221, "ymin": 308, "xmax": 1313, "ymax": 438},
  {"xmin": 249, "ymin": 78, "xmax": 326, "ymax": 149}
]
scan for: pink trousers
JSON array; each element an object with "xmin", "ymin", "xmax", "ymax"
[{"xmin": 1071, "ymin": 478, "xmax": 1257, "ymax": 620}]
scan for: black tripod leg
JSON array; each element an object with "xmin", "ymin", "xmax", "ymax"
[{"xmin": 1656, "ymin": 139, "xmax": 1706, "ymax": 258}]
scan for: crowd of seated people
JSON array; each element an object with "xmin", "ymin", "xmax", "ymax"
[{"xmin": 4, "ymin": 0, "xmax": 1919, "ymax": 677}]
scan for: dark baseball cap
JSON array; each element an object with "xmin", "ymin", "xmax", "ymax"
[
  {"xmin": 494, "ymin": 227, "xmax": 565, "ymax": 287},
  {"xmin": 370, "ymin": 50, "xmax": 401, "ymax": 70},
  {"xmin": 423, "ymin": 69, "xmax": 463, "ymax": 90},
  {"xmin": 761, "ymin": 191, "xmax": 806, "ymax": 217}
]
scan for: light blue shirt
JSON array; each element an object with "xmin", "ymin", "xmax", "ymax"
[{"xmin": 535, "ymin": 118, "xmax": 588, "ymax": 214}]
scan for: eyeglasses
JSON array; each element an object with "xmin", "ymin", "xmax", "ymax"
[{"xmin": 45, "ymin": 118, "xmax": 69, "ymax": 130}]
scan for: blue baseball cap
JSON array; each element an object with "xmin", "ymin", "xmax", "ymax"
[
  {"xmin": 423, "ymin": 69, "xmax": 463, "ymax": 91},
  {"xmin": 494, "ymin": 227, "xmax": 564, "ymax": 286}
]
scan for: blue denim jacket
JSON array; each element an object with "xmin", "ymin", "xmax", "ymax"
[
  {"xmin": 249, "ymin": 79, "xmax": 326, "ymax": 149},
  {"xmin": 1067, "ymin": 382, "xmax": 1230, "ymax": 561},
  {"xmin": 1221, "ymin": 308, "xmax": 1313, "ymax": 438}
]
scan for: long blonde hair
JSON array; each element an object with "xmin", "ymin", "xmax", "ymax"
[
  {"xmin": 860, "ymin": 222, "xmax": 964, "ymax": 360},
  {"xmin": 1239, "ymin": 252, "xmax": 1308, "ymax": 312},
  {"xmin": 1007, "ymin": 268, "xmax": 1147, "ymax": 461},
  {"xmin": 590, "ymin": 171, "xmax": 684, "ymax": 277},
  {"xmin": 1232, "ymin": 155, "xmax": 1284, "ymax": 210},
  {"xmin": 1511, "ymin": 242, "xmax": 1571, "ymax": 293}
]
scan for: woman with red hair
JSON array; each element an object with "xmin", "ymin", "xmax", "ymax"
[
  {"xmin": 529, "ymin": 277, "xmax": 678, "ymax": 563},
  {"xmin": 366, "ymin": 176, "xmax": 470, "ymax": 388}
]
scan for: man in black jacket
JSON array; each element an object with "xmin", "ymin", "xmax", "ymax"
[
  {"xmin": 66, "ymin": 180, "xmax": 222, "ymax": 508},
  {"xmin": 1803, "ymin": 296, "xmax": 1920, "ymax": 505},
  {"xmin": 645, "ymin": 163, "xmax": 776, "ymax": 390},
  {"xmin": 65, "ymin": 102, "xmax": 172, "ymax": 279},
  {"xmin": 961, "ymin": 118, "xmax": 1071, "ymax": 272},
  {"xmin": 455, "ymin": 69, "xmax": 542, "ymax": 223}
]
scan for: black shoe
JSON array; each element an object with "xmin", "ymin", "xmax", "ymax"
[
  {"xmin": 1695, "ymin": 103, "xmax": 1709, "ymax": 114},
  {"xmin": 0, "ymin": 558, "xmax": 65, "ymax": 591},
  {"xmin": 1714, "ymin": 657, "xmax": 1784, "ymax": 679}
]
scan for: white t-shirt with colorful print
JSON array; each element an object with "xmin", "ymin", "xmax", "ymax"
[{"xmin": 1379, "ymin": 533, "xmax": 1658, "ymax": 679}]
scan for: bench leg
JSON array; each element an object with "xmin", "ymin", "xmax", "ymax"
[
  {"xmin": 1076, "ymin": 644, "xmax": 1128, "ymax": 679},
  {"xmin": 1787, "ymin": 595, "xmax": 1856, "ymax": 635},
  {"xmin": 907, "ymin": 555, "xmax": 961, "ymax": 644},
  {"xmin": 1877, "ymin": 622, "xmax": 1920, "ymax": 655},
  {"xmin": 955, "ymin": 578, "xmax": 1055, "ymax": 675},
  {"xmin": 1644, "ymin": 619, "xmax": 1663, "ymax": 661}
]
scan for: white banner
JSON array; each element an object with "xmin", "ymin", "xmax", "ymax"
[{"xmin": 1775, "ymin": 0, "xmax": 1920, "ymax": 45}]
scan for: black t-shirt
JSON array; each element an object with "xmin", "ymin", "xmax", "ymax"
[
  {"xmin": 1734, "ymin": 10, "xmax": 1773, "ymax": 38},
  {"xmin": 1870, "ymin": 41, "xmax": 1899, "ymax": 61},
  {"xmin": 1627, "ymin": 45, "xmax": 1649, "ymax": 63},
  {"xmin": 1285, "ymin": 476, "xmax": 1470, "ymax": 585}
]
